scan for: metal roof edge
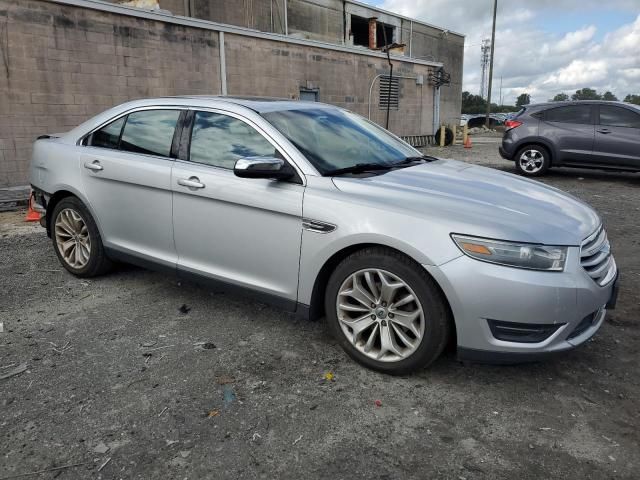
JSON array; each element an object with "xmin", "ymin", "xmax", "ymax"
[{"xmin": 47, "ymin": 0, "xmax": 445, "ymax": 68}]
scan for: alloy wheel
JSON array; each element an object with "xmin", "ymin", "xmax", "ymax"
[
  {"xmin": 336, "ymin": 268, "xmax": 425, "ymax": 362},
  {"xmin": 54, "ymin": 208, "xmax": 91, "ymax": 269},
  {"xmin": 518, "ymin": 149, "xmax": 544, "ymax": 173}
]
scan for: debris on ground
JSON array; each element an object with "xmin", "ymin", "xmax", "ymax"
[
  {"xmin": 323, "ymin": 372, "xmax": 335, "ymax": 382},
  {"xmin": 216, "ymin": 375, "xmax": 235, "ymax": 385},
  {"xmin": 374, "ymin": 399, "xmax": 382, "ymax": 408},
  {"xmin": 223, "ymin": 385, "xmax": 236, "ymax": 408},
  {"xmin": 141, "ymin": 341, "xmax": 157, "ymax": 348},
  {"xmin": 5, "ymin": 462, "xmax": 90, "ymax": 478},
  {"xmin": 207, "ymin": 409, "xmax": 220, "ymax": 418},
  {"xmin": 292, "ymin": 434, "xmax": 303, "ymax": 445},
  {"xmin": 0, "ymin": 363, "xmax": 28, "ymax": 380},
  {"xmin": 194, "ymin": 342, "xmax": 216, "ymax": 350},
  {"xmin": 97, "ymin": 457, "xmax": 111, "ymax": 472},
  {"xmin": 93, "ymin": 442, "xmax": 110, "ymax": 454},
  {"xmin": 157, "ymin": 407, "xmax": 168, "ymax": 417},
  {"xmin": 178, "ymin": 304, "xmax": 191, "ymax": 314}
]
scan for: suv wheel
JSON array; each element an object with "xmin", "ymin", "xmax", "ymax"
[
  {"xmin": 515, "ymin": 145, "xmax": 550, "ymax": 176},
  {"xmin": 325, "ymin": 247, "xmax": 451, "ymax": 374},
  {"xmin": 51, "ymin": 197, "xmax": 112, "ymax": 277}
]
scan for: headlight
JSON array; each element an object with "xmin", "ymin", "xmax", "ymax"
[{"xmin": 451, "ymin": 234, "xmax": 567, "ymax": 271}]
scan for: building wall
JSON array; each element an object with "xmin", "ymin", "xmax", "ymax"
[
  {"xmin": 176, "ymin": 0, "xmax": 463, "ymax": 126},
  {"xmin": 0, "ymin": 0, "xmax": 436, "ymax": 187},
  {"xmin": 118, "ymin": 0, "xmax": 464, "ymax": 127}
]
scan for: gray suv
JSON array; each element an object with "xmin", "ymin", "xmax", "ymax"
[{"xmin": 499, "ymin": 101, "xmax": 640, "ymax": 176}]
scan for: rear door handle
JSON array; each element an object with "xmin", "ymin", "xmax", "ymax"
[
  {"xmin": 177, "ymin": 177, "xmax": 205, "ymax": 189},
  {"xmin": 597, "ymin": 129, "xmax": 611, "ymax": 134},
  {"xmin": 84, "ymin": 160, "xmax": 103, "ymax": 171}
]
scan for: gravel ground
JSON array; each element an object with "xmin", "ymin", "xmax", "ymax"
[{"xmin": 1, "ymin": 137, "xmax": 638, "ymax": 479}]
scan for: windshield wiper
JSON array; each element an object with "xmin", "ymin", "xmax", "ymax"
[
  {"xmin": 392, "ymin": 155, "xmax": 437, "ymax": 167},
  {"xmin": 323, "ymin": 163, "xmax": 395, "ymax": 176}
]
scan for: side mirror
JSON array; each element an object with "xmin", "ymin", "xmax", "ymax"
[{"xmin": 233, "ymin": 157, "xmax": 294, "ymax": 180}]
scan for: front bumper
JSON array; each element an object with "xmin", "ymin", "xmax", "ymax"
[{"xmin": 425, "ymin": 248, "xmax": 618, "ymax": 364}]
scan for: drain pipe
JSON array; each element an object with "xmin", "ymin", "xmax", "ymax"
[{"xmin": 433, "ymin": 87, "xmax": 440, "ymax": 133}]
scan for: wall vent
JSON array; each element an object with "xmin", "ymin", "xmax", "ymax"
[{"xmin": 379, "ymin": 75, "xmax": 399, "ymax": 109}]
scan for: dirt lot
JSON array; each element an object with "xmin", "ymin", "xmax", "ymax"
[{"xmin": 1, "ymin": 138, "xmax": 638, "ymax": 479}]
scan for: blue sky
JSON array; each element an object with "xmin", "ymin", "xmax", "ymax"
[{"xmin": 361, "ymin": 0, "xmax": 640, "ymax": 103}]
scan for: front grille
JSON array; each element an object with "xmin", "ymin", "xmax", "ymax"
[{"xmin": 580, "ymin": 226, "xmax": 616, "ymax": 286}]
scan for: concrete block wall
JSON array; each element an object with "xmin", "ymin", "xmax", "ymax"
[
  {"xmin": 0, "ymin": 0, "xmax": 221, "ymax": 187},
  {"xmin": 0, "ymin": 0, "xmax": 435, "ymax": 187}
]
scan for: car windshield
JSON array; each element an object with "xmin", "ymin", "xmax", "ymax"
[{"xmin": 261, "ymin": 107, "xmax": 421, "ymax": 175}]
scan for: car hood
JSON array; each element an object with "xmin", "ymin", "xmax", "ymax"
[{"xmin": 331, "ymin": 159, "xmax": 600, "ymax": 245}]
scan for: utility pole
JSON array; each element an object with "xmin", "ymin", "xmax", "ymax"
[
  {"xmin": 485, "ymin": 0, "xmax": 497, "ymax": 127},
  {"xmin": 479, "ymin": 38, "xmax": 490, "ymax": 99}
]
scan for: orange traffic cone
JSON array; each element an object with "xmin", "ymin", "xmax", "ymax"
[
  {"xmin": 24, "ymin": 191, "xmax": 41, "ymax": 222},
  {"xmin": 464, "ymin": 136, "xmax": 472, "ymax": 149}
]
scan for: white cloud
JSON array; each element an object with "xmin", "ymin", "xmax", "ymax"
[
  {"xmin": 554, "ymin": 26, "xmax": 597, "ymax": 54},
  {"xmin": 377, "ymin": 0, "xmax": 640, "ymax": 103},
  {"xmin": 543, "ymin": 59, "xmax": 609, "ymax": 87}
]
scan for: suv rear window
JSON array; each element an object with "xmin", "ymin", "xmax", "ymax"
[{"xmin": 544, "ymin": 105, "xmax": 592, "ymax": 124}]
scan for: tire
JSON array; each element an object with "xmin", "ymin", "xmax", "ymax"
[
  {"xmin": 514, "ymin": 145, "xmax": 550, "ymax": 177},
  {"xmin": 51, "ymin": 196, "xmax": 112, "ymax": 277},
  {"xmin": 435, "ymin": 126, "xmax": 454, "ymax": 146},
  {"xmin": 324, "ymin": 247, "xmax": 451, "ymax": 375}
]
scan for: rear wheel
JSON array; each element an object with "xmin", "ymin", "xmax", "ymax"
[
  {"xmin": 324, "ymin": 247, "xmax": 451, "ymax": 374},
  {"xmin": 515, "ymin": 145, "xmax": 550, "ymax": 176},
  {"xmin": 51, "ymin": 197, "xmax": 112, "ymax": 277}
]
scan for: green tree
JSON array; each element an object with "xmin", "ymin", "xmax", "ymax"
[
  {"xmin": 461, "ymin": 91, "xmax": 488, "ymax": 114},
  {"xmin": 551, "ymin": 93, "xmax": 569, "ymax": 102},
  {"xmin": 571, "ymin": 88, "xmax": 601, "ymax": 100},
  {"xmin": 602, "ymin": 91, "xmax": 618, "ymax": 101},
  {"xmin": 516, "ymin": 93, "xmax": 531, "ymax": 107},
  {"xmin": 623, "ymin": 94, "xmax": 640, "ymax": 105}
]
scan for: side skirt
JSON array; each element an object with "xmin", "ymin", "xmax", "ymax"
[{"xmin": 104, "ymin": 246, "xmax": 310, "ymax": 318}]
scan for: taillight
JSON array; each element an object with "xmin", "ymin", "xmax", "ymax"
[{"xmin": 504, "ymin": 120, "xmax": 522, "ymax": 130}]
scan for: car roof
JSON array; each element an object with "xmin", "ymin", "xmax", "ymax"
[
  {"xmin": 525, "ymin": 100, "xmax": 640, "ymax": 110},
  {"xmin": 127, "ymin": 95, "xmax": 335, "ymax": 113}
]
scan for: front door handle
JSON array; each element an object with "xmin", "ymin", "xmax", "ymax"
[
  {"xmin": 84, "ymin": 160, "xmax": 103, "ymax": 171},
  {"xmin": 177, "ymin": 177, "xmax": 205, "ymax": 189},
  {"xmin": 597, "ymin": 129, "xmax": 611, "ymax": 134}
]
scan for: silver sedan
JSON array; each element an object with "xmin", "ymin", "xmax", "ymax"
[{"xmin": 29, "ymin": 97, "xmax": 619, "ymax": 374}]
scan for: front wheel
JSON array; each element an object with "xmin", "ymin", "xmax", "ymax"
[
  {"xmin": 514, "ymin": 145, "xmax": 550, "ymax": 176},
  {"xmin": 51, "ymin": 196, "xmax": 112, "ymax": 277},
  {"xmin": 324, "ymin": 247, "xmax": 451, "ymax": 374}
]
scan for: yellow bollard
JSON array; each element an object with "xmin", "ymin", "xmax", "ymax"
[
  {"xmin": 439, "ymin": 124, "xmax": 446, "ymax": 147},
  {"xmin": 463, "ymin": 123, "xmax": 468, "ymax": 145}
]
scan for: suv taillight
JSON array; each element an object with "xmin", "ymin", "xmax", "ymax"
[{"xmin": 504, "ymin": 120, "xmax": 522, "ymax": 130}]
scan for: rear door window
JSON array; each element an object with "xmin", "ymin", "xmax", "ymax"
[
  {"xmin": 599, "ymin": 106, "xmax": 640, "ymax": 128},
  {"xmin": 544, "ymin": 105, "xmax": 592, "ymax": 124},
  {"xmin": 89, "ymin": 117, "xmax": 125, "ymax": 149},
  {"xmin": 119, "ymin": 110, "xmax": 181, "ymax": 157}
]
